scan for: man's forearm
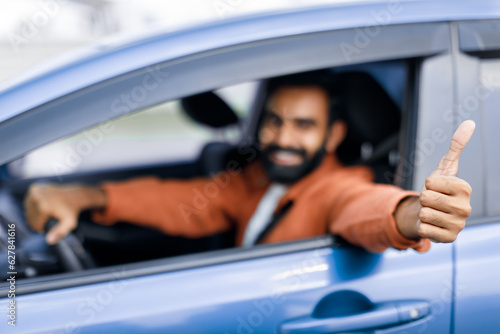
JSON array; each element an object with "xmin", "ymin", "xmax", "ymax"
[
  {"xmin": 74, "ymin": 185, "xmax": 107, "ymax": 210},
  {"xmin": 394, "ymin": 196, "xmax": 421, "ymax": 240}
]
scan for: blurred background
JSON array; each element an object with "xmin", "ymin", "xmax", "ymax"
[
  {"xmin": 0, "ymin": 0, "xmax": 363, "ymax": 178},
  {"xmin": 0, "ymin": 0, "xmax": 361, "ymax": 83}
]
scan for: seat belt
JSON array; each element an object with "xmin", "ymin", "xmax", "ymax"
[
  {"xmin": 241, "ymin": 183, "xmax": 288, "ymax": 247},
  {"xmin": 254, "ymin": 201, "xmax": 293, "ymax": 245}
]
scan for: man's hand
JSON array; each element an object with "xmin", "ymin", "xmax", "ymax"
[
  {"xmin": 396, "ymin": 120, "xmax": 475, "ymax": 243},
  {"xmin": 24, "ymin": 184, "xmax": 106, "ymax": 245}
]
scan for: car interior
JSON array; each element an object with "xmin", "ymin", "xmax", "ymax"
[{"xmin": 0, "ymin": 58, "xmax": 419, "ymax": 280}]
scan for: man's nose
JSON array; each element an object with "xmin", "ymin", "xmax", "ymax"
[{"xmin": 275, "ymin": 125, "xmax": 297, "ymax": 148}]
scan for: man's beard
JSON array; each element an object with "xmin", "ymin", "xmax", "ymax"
[{"xmin": 259, "ymin": 144, "xmax": 326, "ymax": 184}]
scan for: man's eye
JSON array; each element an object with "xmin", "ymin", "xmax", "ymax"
[
  {"xmin": 266, "ymin": 115, "xmax": 282, "ymax": 127},
  {"xmin": 296, "ymin": 120, "xmax": 314, "ymax": 129}
]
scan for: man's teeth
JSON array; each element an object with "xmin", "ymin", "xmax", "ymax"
[{"xmin": 274, "ymin": 151, "xmax": 300, "ymax": 162}]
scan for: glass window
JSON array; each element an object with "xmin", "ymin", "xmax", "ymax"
[{"xmin": 7, "ymin": 81, "xmax": 258, "ymax": 179}]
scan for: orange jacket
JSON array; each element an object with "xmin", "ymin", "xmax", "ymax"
[{"xmin": 92, "ymin": 154, "xmax": 430, "ymax": 253}]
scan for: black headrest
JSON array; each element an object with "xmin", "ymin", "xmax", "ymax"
[
  {"xmin": 335, "ymin": 71, "xmax": 401, "ymax": 164},
  {"xmin": 181, "ymin": 92, "xmax": 239, "ymax": 128}
]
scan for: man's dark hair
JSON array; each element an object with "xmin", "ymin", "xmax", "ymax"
[{"xmin": 265, "ymin": 69, "xmax": 342, "ymax": 125}]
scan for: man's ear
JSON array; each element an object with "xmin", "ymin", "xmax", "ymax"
[{"xmin": 325, "ymin": 120, "xmax": 347, "ymax": 153}]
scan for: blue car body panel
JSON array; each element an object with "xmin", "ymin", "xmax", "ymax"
[
  {"xmin": 1, "ymin": 244, "xmax": 453, "ymax": 333},
  {"xmin": 454, "ymin": 223, "xmax": 500, "ymax": 333}
]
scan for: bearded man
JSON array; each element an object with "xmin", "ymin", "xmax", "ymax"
[{"xmin": 24, "ymin": 72, "xmax": 474, "ymax": 254}]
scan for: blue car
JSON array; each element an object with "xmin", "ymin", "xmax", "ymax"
[{"xmin": 1, "ymin": 0, "xmax": 500, "ymax": 333}]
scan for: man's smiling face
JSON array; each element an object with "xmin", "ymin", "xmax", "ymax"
[{"xmin": 258, "ymin": 85, "xmax": 332, "ymax": 183}]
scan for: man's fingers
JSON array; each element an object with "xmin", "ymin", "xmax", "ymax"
[
  {"xmin": 417, "ymin": 222, "xmax": 459, "ymax": 243},
  {"xmin": 432, "ymin": 120, "xmax": 475, "ymax": 177},
  {"xmin": 420, "ymin": 122, "xmax": 474, "ymax": 244},
  {"xmin": 419, "ymin": 206, "xmax": 466, "ymax": 230},
  {"xmin": 45, "ymin": 217, "xmax": 77, "ymax": 245},
  {"xmin": 420, "ymin": 189, "xmax": 455, "ymax": 213},
  {"xmin": 424, "ymin": 176, "xmax": 472, "ymax": 196}
]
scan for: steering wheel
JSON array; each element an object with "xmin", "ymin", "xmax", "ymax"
[{"xmin": 44, "ymin": 219, "xmax": 96, "ymax": 272}]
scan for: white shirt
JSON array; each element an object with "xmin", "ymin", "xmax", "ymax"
[{"xmin": 242, "ymin": 183, "xmax": 288, "ymax": 247}]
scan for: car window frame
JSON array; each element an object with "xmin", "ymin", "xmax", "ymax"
[
  {"xmin": 0, "ymin": 21, "xmax": 454, "ymax": 294},
  {"xmin": 456, "ymin": 19, "xmax": 500, "ymax": 225},
  {"xmin": 0, "ymin": 235, "xmax": 339, "ymax": 297},
  {"xmin": 0, "ymin": 22, "xmax": 451, "ymax": 167}
]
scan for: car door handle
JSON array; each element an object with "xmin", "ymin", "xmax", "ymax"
[{"xmin": 280, "ymin": 300, "xmax": 430, "ymax": 334}]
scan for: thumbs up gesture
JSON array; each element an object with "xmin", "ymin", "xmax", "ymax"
[
  {"xmin": 396, "ymin": 120, "xmax": 475, "ymax": 243},
  {"xmin": 417, "ymin": 120, "xmax": 475, "ymax": 243}
]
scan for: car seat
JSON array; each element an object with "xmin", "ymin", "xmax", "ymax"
[
  {"xmin": 181, "ymin": 70, "xmax": 402, "ymax": 183},
  {"xmin": 334, "ymin": 71, "xmax": 401, "ymax": 184},
  {"xmin": 181, "ymin": 92, "xmax": 240, "ymax": 176}
]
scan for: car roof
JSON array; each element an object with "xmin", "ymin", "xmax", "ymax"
[{"xmin": 0, "ymin": 0, "xmax": 499, "ymax": 124}]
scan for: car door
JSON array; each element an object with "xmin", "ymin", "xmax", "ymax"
[
  {"xmin": 451, "ymin": 20, "xmax": 500, "ymax": 333},
  {"xmin": 0, "ymin": 4, "xmax": 470, "ymax": 333},
  {"xmin": 2, "ymin": 238, "xmax": 455, "ymax": 334}
]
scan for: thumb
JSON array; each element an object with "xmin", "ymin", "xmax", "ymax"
[{"xmin": 431, "ymin": 120, "xmax": 475, "ymax": 177}]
